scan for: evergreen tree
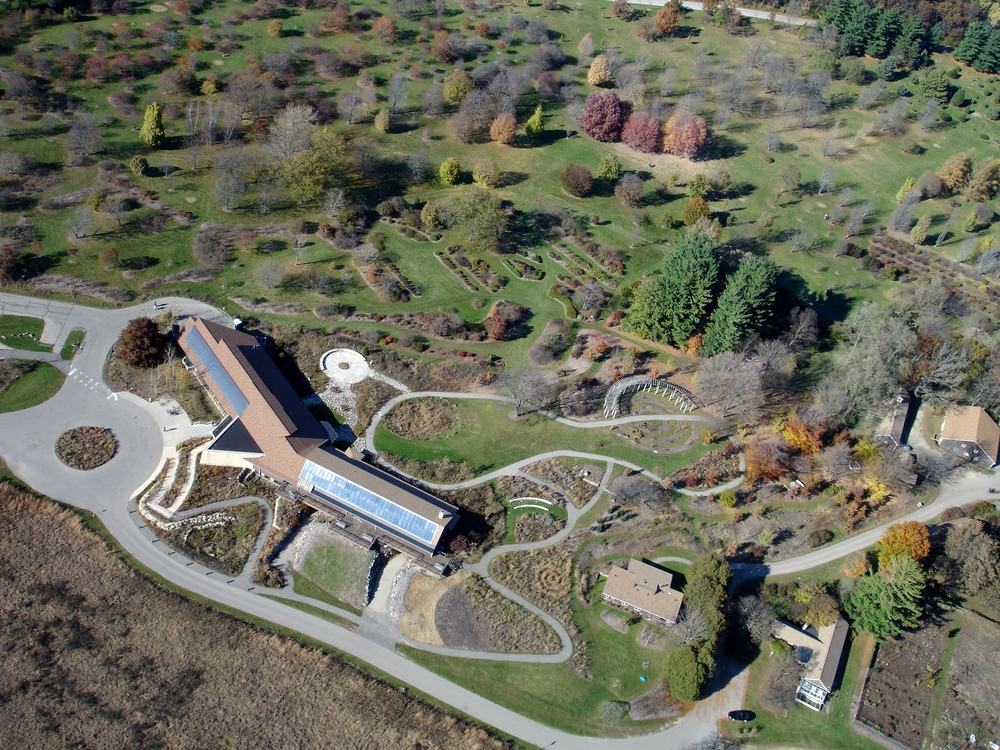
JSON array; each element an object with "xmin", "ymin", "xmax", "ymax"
[
  {"xmin": 623, "ymin": 230, "xmax": 721, "ymax": 346},
  {"xmin": 920, "ymin": 67, "xmax": 951, "ymax": 103},
  {"xmin": 845, "ymin": 555, "xmax": 924, "ymax": 642},
  {"xmin": 836, "ymin": 3, "xmax": 876, "ymax": 57},
  {"xmin": 524, "ymin": 105, "xmax": 544, "ymax": 138},
  {"xmin": 701, "ymin": 257, "xmax": 780, "ymax": 356},
  {"xmin": 867, "ymin": 7, "xmax": 902, "ymax": 59},
  {"xmin": 890, "ymin": 15, "xmax": 928, "ymax": 71},
  {"xmin": 955, "ymin": 22, "xmax": 990, "ymax": 69},
  {"xmin": 139, "ymin": 102, "xmax": 164, "ymax": 148},
  {"xmin": 876, "ymin": 55, "xmax": 897, "ymax": 81},
  {"xmin": 895, "ymin": 177, "xmax": 914, "ymax": 202}
]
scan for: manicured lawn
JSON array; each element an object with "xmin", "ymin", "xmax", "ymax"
[
  {"xmin": 0, "ymin": 362, "xmax": 65, "ymax": 413},
  {"xmin": 735, "ymin": 631, "xmax": 883, "ymax": 750},
  {"xmin": 0, "ymin": 316, "xmax": 52, "ymax": 353},
  {"xmin": 59, "ymin": 329, "xmax": 86, "ymax": 361},
  {"xmin": 295, "ymin": 537, "xmax": 375, "ymax": 614},
  {"xmin": 375, "ymin": 397, "xmax": 715, "ymax": 478},
  {"xmin": 292, "ymin": 571, "xmax": 365, "ymax": 618}
]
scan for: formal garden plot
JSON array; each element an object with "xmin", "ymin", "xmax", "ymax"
[
  {"xmin": 180, "ymin": 464, "xmax": 273, "ymax": 511},
  {"xmin": 295, "ymin": 528, "xmax": 376, "ymax": 612},
  {"xmin": 55, "ymin": 426, "xmax": 118, "ymax": 470},
  {"xmin": 154, "ymin": 502, "xmax": 264, "ymax": 576},
  {"xmin": 665, "ymin": 442, "xmax": 742, "ymax": 491},
  {"xmin": 497, "ymin": 474, "xmax": 566, "ymax": 507},
  {"xmin": 858, "ymin": 612, "xmax": 958, "ymax": 750},
  {"xmin": 932, "ymin": 613, "xmax": 1000, "ymax": 750},
  {"xmin": 615, "ymin": 419, "xmax": 695, "ymax": 456},
  {"xmin": 383, "ymin": 396, "xmax": 460, "ymax": 441}
]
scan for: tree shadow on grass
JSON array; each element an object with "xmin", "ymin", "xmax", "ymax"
[{"xmin": 702, "ymin": 132, "xmax": 747, "ymax": 161}]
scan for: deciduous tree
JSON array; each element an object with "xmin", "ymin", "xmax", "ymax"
[
  {"xmin": 661, "ymin": 109, "xmax": 707, "ymax": 159},
  {"xmin": 116, "ymin": 317, "xmax": 164, "ymax": 368},
  {"xmin": 560, "ymin": 163, "xmax": 594, "ymax": 197},
  {"xmin": 139, "ymin": 102, "xmax": 164, "ymax": 148},
  {"xmin": 620, "ymin": 111, "xmax": 660, "ymax": 153},
  {"xmin": 587, "ymin": 54, "xmax": 611, "ymax": 85},
  {"xmin": 580, "ymin": 91, "xmax": 624, "ymax": 142},
  {"xmin": 489, "ymin": 113, "xmax": 516, "ymax": 144},
  {"xmin": 877, "ymin": 521, "xmax": 930, "ymax": 566}
]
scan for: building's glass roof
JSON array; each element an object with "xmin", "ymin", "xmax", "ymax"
[
  {"xmin": 187, "ymin": 325, "xmax": 249, "ymax": 416},
  {"xmin": 299, "ymin": 459, "xmax": 439, "ymax": 545}
]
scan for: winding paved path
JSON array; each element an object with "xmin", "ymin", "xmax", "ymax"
[{"xmin": 0, "ymin": 291, "xmax": 995, "ymax": 750}]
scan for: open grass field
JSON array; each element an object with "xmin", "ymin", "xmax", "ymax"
[
  {"xmin": 0, "ymin": 483, "xmax": 517, "ymax": 750},
  {"xmin": 0, "ymin": 315, "xmax": 52, "ymax": 353},
  {"xmin": 375, "ymin": 396, "xmax": 714, "ymax": 477},
  {"xmin": 3, "ymin": 0, "xmax": 998, "ymax": 358},
  {"xmin": 296, "ymin": 534, "xmax": 375, "ymax": 613},
  {"xmin": 0, "ymin": 360, "xmax": 65, "ymax": 412}
]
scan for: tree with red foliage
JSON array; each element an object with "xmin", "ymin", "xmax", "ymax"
[
  {"xmin": 580, "ymin": 91, "xmax": 625, "ymax": 143},
  {"xmin": 85, "ymin": 56, "xmax": 110, "ymax": 83},
  {"xmin": 371, "ymin": 16, "xmax": 398, "ymax": 44},
  {"xmin": 661, "ymin": 109, "xmax": 707, "ymax": 159},
  {"xmin": 620, "ymin": 111, "xmax": 661, "ymax": 153},
  {"xmin": 115, "ymin": 317, "xmax": 165, "ymax": 369},
  {"xmin": 484, "ymin": 302, "xmax": 530, "ymax": 340}
]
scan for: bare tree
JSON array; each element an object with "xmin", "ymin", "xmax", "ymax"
[
  {"xmin": 265, "ymin": 103, "xmax": 318, "ymax": 161},
  {"xmin": 67, "ymin": 205, "xmax": 96, "ymax": 240},
  {"xmin": 763, "ymin": 131, "xmax": 781, "ymax": 153},
  {"xmin": 66, "ymin": 117, "xmax": 102, "ymax": 164},
  {"xmin": 877, "ymin": 98, "xmax": 909, "ymax": 135},
  {"xmin": 106, "ymin": 196, "xmax": 129, "ymax": 229},
  {"xmin": 293, "ymin": 234, "xmax": 308, "ymax": 265},
  {"xmin": 256, "ymin": 259, "xmax": 285, "ymax": 290},
  {"xmin": 658, "ymin": 67, "xmax": 676, "ymax": 96},
  {"xmin": 760, "ymin": 53, "xmax": 790, "ymax": 94},
  {"xmin": 387, "ymin": 72, "xmax": 409, "ymax": 115},
  {"xmin": 696, "ymin": 352, "xmax": 764, "ymax": 425},
  {"xmin": 889, "ymin": 190, "xmax": 919, "ymax": 231},
  {"xmin": 213, "ymin": 174, "xmax": 245, "ymax": 211},
  {"xmin": 816, "ymin": 165, "xmax": 835, "ymax": 195},
  {"xmin": 501, "ymin": 365, "xmax": 548, "ymax": 416},
  {"xmin": 338, "ymin": 91, "xmax": 361, "ymax": 126},
  {"xmin": 737, "ymin": 595, "xmax": 775, "ymax": 645},
  {"xmin": 783, "ymin": 306, "xmax": 818, "ymax": 352},
  {"xmin": 918, "ymin": 99, "xmax": 939, "ymax": 131},
  {"xmin": 324, "ymin": 188, "xmax": 346, "ymax": 218},
  {"xmin": 935, "ymin": 206, "xmax": 960, "ymax": 248},
  {"xmin": 669, "ymin": 607, "xmax": 712, "ymax": 646},
  {"xmin": 743, "ymin": 38, "xmax": 768, "ymax": 70},
  {"xmin": 422, "ymin": 82, "xmax": 444, "ymax": 117}
]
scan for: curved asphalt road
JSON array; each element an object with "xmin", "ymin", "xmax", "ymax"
[{"xmin": 0, "ymin": 291, "xmax": 996, "ymax": 750}]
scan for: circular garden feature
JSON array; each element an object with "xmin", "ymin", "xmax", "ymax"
[
  {"xmin": 56, "ymin": 426, "xmax": 119, "ymax": 470},
  {"xmin": 384, "ymin": 397, "xmax": 460, "ymax": 441}
]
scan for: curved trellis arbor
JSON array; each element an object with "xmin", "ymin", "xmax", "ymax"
[{"xmin": 602, "ymin": 376, "xmax": 699, "ymax": 419}]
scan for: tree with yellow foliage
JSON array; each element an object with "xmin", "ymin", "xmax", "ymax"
[{"xmin": 877, "ymin": 521, "xmax": 930, "ymax": 567}]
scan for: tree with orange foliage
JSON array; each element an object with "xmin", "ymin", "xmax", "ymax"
[
  {"xmin": 661, "ymin": 109, "xmax": 707, "ymax": 159},
  {"xmin": 653, "ymin": 5, "xmax": 679, "ymax": 35},
  {"xmin": 489, "ymin": 113, "xmax": 516, "ymax": 144},
  {"xmin": 877, "ymin": 521, "xmax": 930, "ymax": 567},
  {"xmin": 782, "ymin": 416, "xmax": 823, "ymax": 454},
  {"xmin": 843, "ymin": 551, "xmax": 870, "ymax": 579},
  {"xmin": 744, "ymin": 439, "xmax": 787, "ymax": 485},
  {"xmin": 372, "ymin": 16, "xmax": 398, "ymax": 44}
]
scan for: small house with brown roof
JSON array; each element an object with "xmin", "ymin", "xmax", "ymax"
[
  {"xmin": 937, "ymin": 405, "xmax": 1000, "ymax": 468},
  {"xmin": 178, "ymin": 318, "xmax": 459, "ymax": 567},
  {"xmin": 772, "ymin": 618, "xmax": 849, "ymax": 711},
  {"xmin": 875, "ymin": 390, "xmax": 913, "ymax": 449},
  {"xmin": 601, "ymin": 559, "xmax": 684, "ymax": 625}
]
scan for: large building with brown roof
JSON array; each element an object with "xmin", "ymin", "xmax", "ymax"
[
  {"xmin": 601, "ymin": 559, "xmax": 684, "ymax": 625},
  {"xmin": 937, "ymin": 405, "xmax": 1000, "ymax": 468},
  {"xmin": 178, "ymin": 318, "xmax": 458, "ymax": 562}
]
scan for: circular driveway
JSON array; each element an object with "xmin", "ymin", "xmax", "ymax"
[{"xmin": 0, "ymin": 381, "xmax": 162, "ymax": 509}]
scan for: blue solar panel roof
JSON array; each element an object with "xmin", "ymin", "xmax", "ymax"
[
  {"xmin": 299, "ymin": 459, "xmax": 439, "ymax": 545},
  {"xmin": 187, "ymin": 325, "xmax": 249, "ymax": 416}
]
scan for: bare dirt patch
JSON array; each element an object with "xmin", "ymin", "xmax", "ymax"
[
  {"xmin": 858, "ymin": 610, "xmax": 957, "ymax": 749},
  {"xmin": 384, "ymin": 397, "xmax": 460, "ymax": 440},
  {"xmin": 55, "ymin": 426, "xmax": 118, "ymax": 470},
  {"xmin": 0, "ymin": 485, "xmax": 514, "ymax": 750},
  {"xmin": 399, "ymin": 569, "xmax": 470, "ymax": 646}
]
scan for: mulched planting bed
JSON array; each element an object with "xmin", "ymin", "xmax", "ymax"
[
  {"xmin": 384, "ymin": 397, "xmax": 460, "ymax": 441},
  {"xmin": 56, "ymin": 426, "xmax": 118, "ymax": 470},
  {"xmin": 858, "ymin": 610, "xmax": 956, "ymax": 749}
]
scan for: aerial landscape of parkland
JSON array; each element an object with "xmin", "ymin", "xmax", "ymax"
[{"xmin": 1, "ymin": 0, "xmax": 1000, "ymax": 745}]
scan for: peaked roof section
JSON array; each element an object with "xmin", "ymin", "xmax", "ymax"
[
  {"xmin": 941, "ymin": 405, "xmax": 1000, "ymax": 465},
  {"xmin": 602, "ymin": 559, "xmax": 684, "ymax": 623},
  {"xmin": 772, "ymin": 618, "xmax": 849, "ymax": 691},
  {"xmin": 179, "ymin": 318, "xmax": 326, "ymax": 479}
]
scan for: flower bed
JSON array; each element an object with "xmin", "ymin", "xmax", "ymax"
[{"xmin": 56, "ymin": 426, "xmax": 118, "ymax": 470}]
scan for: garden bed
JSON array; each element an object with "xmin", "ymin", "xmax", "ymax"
[
  {"xmin": 383, "ymin": 397, "xmax": 460, "ymax": 441},
  {"xmin": 153, "ymin": 503, "xmax": 264, "ymax": 576},
  {"xmin": 665, "ymin": 443, "xmax": 741, "ymax": 491},
  {"xmin": 181, "ymin": 464, "xmax": 273, "ymax": 511},
  {"xmin": 514, "ymin": 511, "xmax": 565, "ymax": 543},
  {"xmin": 56, "ymin": 427, "xmax": 118, "ymax": 470},
  {"xmin": 857, "ymin": 610, "xmax": 957, "ymax": 749}
]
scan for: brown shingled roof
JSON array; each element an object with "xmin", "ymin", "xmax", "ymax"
[
  {"xmin": 941, "ymin": 405, "xmax": 1000, "ymax": 465},
  {"xmin": 601, "ymin": 559, "xmax": 683, "ymax": 623}
]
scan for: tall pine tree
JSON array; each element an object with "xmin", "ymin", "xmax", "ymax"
[
  {"xmin": 700, "ymin": 257, "xmax": 780, "ymax": 356},
  {"xmin": 623, "ymin": 230, "xmax": 720, "ymax": 346}
]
